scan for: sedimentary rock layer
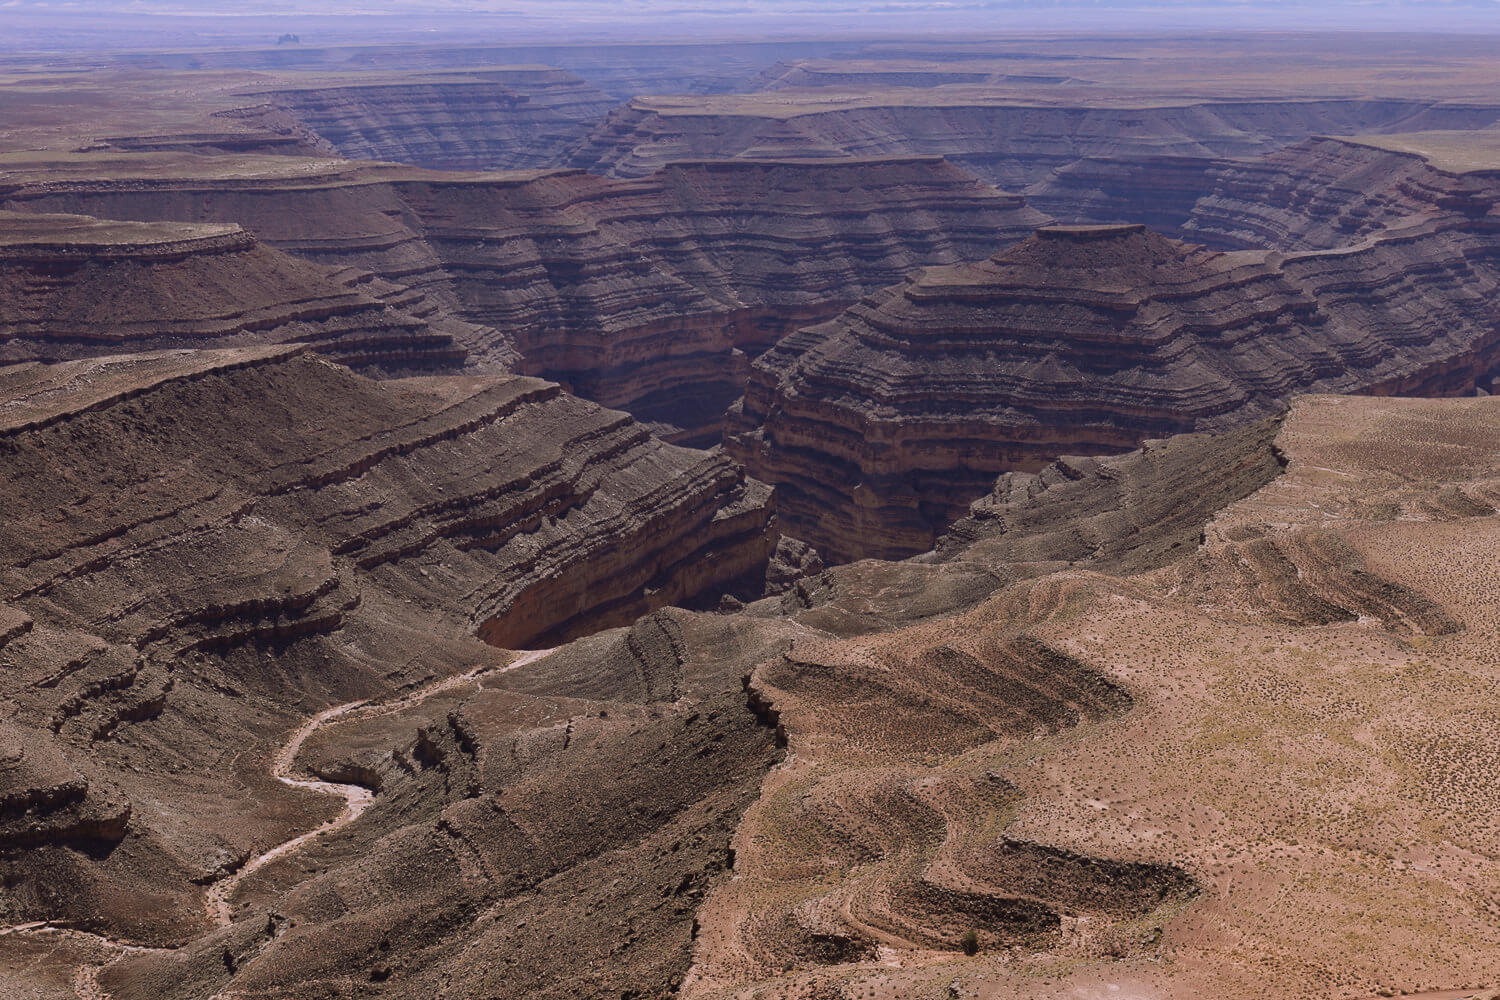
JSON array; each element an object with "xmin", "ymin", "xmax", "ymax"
[
  {"xmin": 688, "ymin": 395, "xmax": 1500, "ymax": 1000},
  {"xmin": 5, "ymin": 369, "xmax": 1496, "ymax": 1000},
  {"xmin": 730, "ymin": 220, "xmax": 1500, "ymax": 560},
  {"xmin": 1030, "ymin": 134, "xmax": 1500, "ymax": 249},
  {"xmin": 1181, "ymin": 134, "xmax": 1500, "ymax": 250},
  {"xmin": 0, "ymin": 346, "xmax": 774, "ymax": 943},
  {"xmin": 565, "ymin": 93, "xmax": 1500, "ymax": 192},
  {"xmin": 56, "ymin": 400, "xmax": 1284, "ymax": 1000},
  {"xmin": 935, "ymin": 416, "xmax": 1288, "ymax": 574},
  {"xmin": 1, "ymin": 153, "xmax": 1046, "ymax": 442},
  {"xmin": 244, "ymin": 69, "xmax": 620, "ymax": 170},
  {"xmin": 0, "ymin": 210, "xmax": 465, "ymax": 370}
]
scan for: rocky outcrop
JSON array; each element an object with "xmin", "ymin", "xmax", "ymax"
[
  {"xmin": 0, "ymin": 210, "xmax": 465, "ymax": 370},
  {"xmin": 0, "ymin": 726, "xmax": 130, "ymax": 848},
  {"xmin": 0, "ymin": 346, "xmax": 775, "ymax": 935},
  {"xmin": 565, "ymin": 94, "xmax": 1500, "ymax": 192},
  {"xmin": 2, "ymin": 154, "xmax": 1046, "ymax": 442},
  {"xmin": 0, "ymin": 346, "xmax": 775, "ymax": 654},
  {"xmin": 243, "ymin": 70, "xmax": 619, "ymax": 171},
  {"xmin": 9, "ymin": 365, "xmax": 1500, "ymax": 1000},
  {"xmin": 934, "ymin": 416, "xmax": 1287, "ymax": 574},
  {"xmin": 729, "ymin": 220, "xmax": 1500, "ymax": 560},
  {"xmin": 686, "ymin": 395, "xmax": 1500, "ymax": 1000}
]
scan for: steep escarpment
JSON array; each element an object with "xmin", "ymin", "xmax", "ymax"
[
  {"xmin": 935, "ymin": 415, "xmax": 1288, "ymax": 573},
  {"xmin": 729, "ymin": 221, "xmax": 1500, "ymax": 560},
  {"xmin": 61, "ymin": 406, "xmax": 1286, "ymax": 1000},
  {"xmin": 404, "ymin": 156, "xmax": 1047, "ymax": 441},
  {"xmin": 0, "ymin": 210, "xmax": 465, "ymax": 370},
  {"xmin": 1181, "ymin": 134, "xmax": 1500, "ymax": 250},
  {"xmin": 1031, "ymin": 134, "xmax": 1500, "ymax": 250},
  {"xmin": 565, "ymin": 94, "xmax": 1500, "ymax": 192},
  {"xmin": 2, "ymin": 153, "xmax": 1046, "ymax": 442},
  {"xmin": 0, "ymin": 156, "xmax": 476, "ymax": 335},
  {"xmin": 7, "ymin": 368, "xmax": 1500, "ymax": 1000},
  {"xmin": 0, "ymin": 346, "xmax": 775, "ymax": 943},
  {"xmin": 244, "ymin": 69, "xmax": 619, "ymax": 170}
]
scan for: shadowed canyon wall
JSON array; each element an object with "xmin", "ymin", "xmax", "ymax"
[{"xmin": 241, "ymin": 69, "xmax": 621, "ymax": 171}]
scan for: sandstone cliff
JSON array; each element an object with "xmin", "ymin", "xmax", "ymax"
[
  {"xmin": 729, "ymin": 221, "xmax": 1500, "ymax": 560},
  {"xmin": 1029, "ymin": 133, "xmax": 1500, "ymax": 250},
  {"xmin": 1181, "ymin": 134, "xmax": 1500, "ymax": 250}
]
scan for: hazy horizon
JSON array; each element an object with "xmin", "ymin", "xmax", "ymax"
[{"xmin": 3, "ymin": 0, "xmax": 1500, "ymax": 52}]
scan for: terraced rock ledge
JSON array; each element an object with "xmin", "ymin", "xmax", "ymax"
[{"xmin": 730, "ymin": 220, "xmax": 1500, "ymax": 559}]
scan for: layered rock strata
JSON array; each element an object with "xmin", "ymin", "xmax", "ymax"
[
  {"xmin": 729, "ymin": 220, "xmax": 1500, "ymax": 560},
  {"xmin": 687, "ymin": 395, "xmax": 1500, "ymax": 1000},
  {"xmin": 7, "ymin": 373, "xmax": 1497, "ymax": 1000},
  {"xmin": 0, "ymin": 346, "xmax": 775, "ymax": 940},
  {"xmin": 565, "ymin": 94, "xmax": 1500, "ymax": 192},
  {"xmin": 1029, "ymin": 134, "xmax": 1500, "ymax": 250},
  {"xmin": 71, "ymin": 416, "xmax": 1288, "ymax": 1000},
  {"xmin": 0, "ymin": 210, "xmax": 466, "ymax": 370},
  {"xmin": 408, "ymin": 156, "xmax": 1047, "ymax": 442},
  {"xmin": 2, "ymin": 154, "xmax": 1046, "ymax": 442},
  {"xmin": 934, "ymin": 416, "xmax": 1288, "ymax": 574},
  {"xmin": 245, "ymin": 69, "xmax": 620, "ymax": 170},
  {"xmin": 1180, "ymin": 134, "xmax": 1500, "ymax": 250}
]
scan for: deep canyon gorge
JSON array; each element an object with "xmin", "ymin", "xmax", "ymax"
[{"xmin": 2, "ymin": 20, "xmax": 1500, "ymax": 1000}]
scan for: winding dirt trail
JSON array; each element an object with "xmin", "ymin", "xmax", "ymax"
[
  {"xmin": 205, "ymin": 647, "xmax": 556, "ymax": 926},
  {"xmin": 0, "ymin": 647, "xmax": 556, "ymax": 998},
  {"xmin": 202, "ymin": 698, "xmax": 376, "ymax": 926}
]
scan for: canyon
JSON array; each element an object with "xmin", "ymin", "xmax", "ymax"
[
  {"xmin": 729, "ymin": 211, "xmax": 1500, "ymax": 559},
  {"xmin": 0, "ymin": 27, "xmax": 1499, "ymax": 1000},
  {"xmin": 0, "ymin": 152, "xmax": 1043, "ymax": 442}
]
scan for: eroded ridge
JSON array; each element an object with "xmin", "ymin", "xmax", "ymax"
[
  {"xmin": 674, "ymin": 393, "xmax": 1500, "ymax": 1000},
  {"xmin": 681, "ymin": 593, "xmax": 1197, "ymax": 1000},
  {"xmin": 0, "ymin": 346, "xmax": 774, "ymax": 963},
  {"xmin": 0, "ymin": 154, "xmax": 1047, "ymax": 442},
  {"xmin": 0, "ymin": 210, "xmax": 465, "ymax": 371},
  {"xmin": 730, "ymin": 220, "xmax": 1500, "ymax": 559}
]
